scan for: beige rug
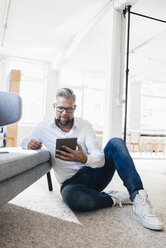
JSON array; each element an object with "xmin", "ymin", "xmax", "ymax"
[{"xmin": 0, "ymin": 160, "xmax": 166, "ymax": 248}]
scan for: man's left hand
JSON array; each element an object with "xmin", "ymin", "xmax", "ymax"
[{"xmin": 56, "ymin": 143, "xmax": 87, "ymax": 164}]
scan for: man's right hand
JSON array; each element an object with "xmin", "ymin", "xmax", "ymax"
[{"xmin": 27, "ymin": 139, "xmax": 42, "ymax": 150}]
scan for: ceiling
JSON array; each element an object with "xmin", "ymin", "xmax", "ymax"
[
  {"xmin": 0, "ymin": 0, "xmax": 166, "ymax": 79},
  {"xmin": 0, "ymin": 0, "xmax": 111, "ymax": 63},
  {"xmin": 129, "ymin": 0, "xmax": 166, "ymax": 81}
]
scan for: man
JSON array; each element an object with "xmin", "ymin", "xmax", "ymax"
[{"xmin": 22, "ymin": 88, "xmax": 164, "ymax": 231}]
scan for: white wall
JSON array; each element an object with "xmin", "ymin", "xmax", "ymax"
[
  {"xmin": 103, "ymin": 8, "xmax": 124, "ymax": 146},
  {"xmin": 128, "ymin": 80, "xmax": 141, "ymax": 131},
  {"xmin": 0, "ymin": 57, "xmax": 8, "ymax": 90},
  {"xmin": 0, "ymin": 62, "xmax": 4, "ymax": 90},
  {"xmin": 43, "ymin": 66, "xmax": 60, "ymax": 120}
]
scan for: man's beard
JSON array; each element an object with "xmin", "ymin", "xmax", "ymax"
[{"xmin": 57, "ymin": 116, "xmax": 73, "ymax": 126}]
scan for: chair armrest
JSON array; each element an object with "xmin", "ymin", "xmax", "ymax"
[{"xmin": 0, "ymin": 91, "xmax": 22, "ymax": 127}]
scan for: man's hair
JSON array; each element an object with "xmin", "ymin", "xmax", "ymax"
[{"xmin": 55, "ymin": 88, "xmax": 76, "ymax": 103}]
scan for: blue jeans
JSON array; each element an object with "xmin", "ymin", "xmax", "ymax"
[{"xmin": 60, "ymin": 138, "xmax": 144, "ymax": 212}]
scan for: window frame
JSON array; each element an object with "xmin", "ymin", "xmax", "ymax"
[{"xmin": 6, "ymin": 57, "xmax": 48, "ymax": 126}]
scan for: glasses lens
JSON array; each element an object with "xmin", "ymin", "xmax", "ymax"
[
  {"xmin": 56, "ymin": 107, "xmax": 64, "ymax": 112},
  {"xmin": 66, "ymin": 107, "xmax": 74, "ymax": 113}
]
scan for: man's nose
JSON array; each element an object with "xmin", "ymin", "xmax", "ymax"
[
  {"xmin": 60, "ymin": 108, "xmax": 68, "ymax": 114},
  {"xmin": 62, "ymin": 108, "xmax": 67, "ymax": 113}
]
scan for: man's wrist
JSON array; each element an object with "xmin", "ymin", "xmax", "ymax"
[{"xmin": 81, "ymin": 155, "xmax": 87, "ymax": 164}]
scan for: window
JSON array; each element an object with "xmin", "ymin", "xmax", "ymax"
[
  {"xmin": 60, "ymin": 69, "xmax": 106, "ymax": 131},
  {"xmin": 141, "ymin": 81, "xmax": 166, "ymax": 131},
  {"xmin": 7, "ymin": 59, "xmax": 48, "ymax": 125}
]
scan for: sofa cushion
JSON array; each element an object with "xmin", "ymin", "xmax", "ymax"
[{"xmin": 0, "ymin": 147, "xmax": 51, "ymax": 183}]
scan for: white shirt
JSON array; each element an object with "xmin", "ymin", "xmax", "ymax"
[{"xmin": 21, "ymin": 117, "xmax": 105, "ymax": 185}]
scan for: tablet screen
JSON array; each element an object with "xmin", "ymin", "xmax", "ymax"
[{"xmin": 56, "ymin": 137, "xmax": 77, "ymax": 154}]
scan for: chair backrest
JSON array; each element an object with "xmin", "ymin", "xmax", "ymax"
[
  {"xmin": 130, "ymin": 131, "xmax": 140, "ymax": 143},
  {"xmin": 0, "ymin": 91, "xmax": 22, "ymax": 127}
]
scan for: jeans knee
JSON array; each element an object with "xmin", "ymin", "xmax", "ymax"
[
  {"xmin": 61, "ymin": 184, "xmax": 96, "ymax": 212},
  {"xmin": 109, "ymin": 137, "xmax": 123, "ymax": 145},
  {"xmin": 61, "ymin": 184, "xmax": 76, "ymax": 206},
  {"xmin": 105, "ymin": 137, "xmax": 123, "ymax": 153}
]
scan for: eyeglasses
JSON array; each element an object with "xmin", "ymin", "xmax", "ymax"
[{"xmin": 56, "ymin": 106, "xmax": 75, "ymax": 113}]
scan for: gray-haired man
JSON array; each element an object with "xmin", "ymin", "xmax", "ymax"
[{"xmin": 22, "ymin": 88, "xmax": 164, "ymax": 231}]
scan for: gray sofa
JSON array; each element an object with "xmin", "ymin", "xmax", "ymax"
[{"xmin": 0, "ymin": 91, "xmax": 52, "ymax": 207}]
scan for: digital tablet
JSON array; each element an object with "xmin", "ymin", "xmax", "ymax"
[{"xmin": 56, "ymin": 137, "xmax": 77, "ymax": 154}]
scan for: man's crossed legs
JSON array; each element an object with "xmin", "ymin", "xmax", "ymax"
[{"xmin": 60, "ymin": 138, "xmax": 164, "ymax": 230}]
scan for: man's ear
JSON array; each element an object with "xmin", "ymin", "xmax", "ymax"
[
  {"xmin": 74, "ymin": 105, "xmax": 77, "ymax": 110},
  {"xmin": 53, "ymin": 103, "xmax": 56, "ymax": 108}
]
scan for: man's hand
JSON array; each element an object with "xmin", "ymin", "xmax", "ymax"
[
  {"xmin": 56, "ymin": 143, "xmax": 87, "ymax": 164},
  {"xmin": 27, "ymin": 139, "xmax": 42, "ymax": 150}
]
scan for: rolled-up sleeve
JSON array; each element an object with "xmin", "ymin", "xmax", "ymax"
[
  {"xmin": 21, "ymin": 124, "xmax": 43, "ymax": 149},
  {"xmin": 84, "ymin": 122, "xmax": 105, "ymax": 168}
]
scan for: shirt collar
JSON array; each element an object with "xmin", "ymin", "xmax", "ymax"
[
  {"xmin": 49, "ymin": 118, "xmax": 56, "ymax": 128},
  {"xmin": 73, "ymin": 117, "xmax": 79, "ymax": 129}
]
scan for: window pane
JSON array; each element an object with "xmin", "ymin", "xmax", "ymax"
[
  {"xmin": 73, "ymin": 88, "xmax": 82, "ymax": 117},
  {"xmin": 61, "ymin": 70, "xmax": 83, "ymax": 86},
  {"xmin": 84, "ymin": 72, "xmax": 106, "ymax": 89},
  {"xmin": 83, "ymin": 89, "xmax": 105, "ymax": 131},
  {"xmin": 9, "ymin": 60, "xmax": 46, "ymax": 80},
  {"xmin": 60, "ymin": 70, "xmax": 107, "ymax": 131},
  {"xmin": 20, "ymin": 81, "xmax": 44, "ymax": 124},
  {"xmin": 141, "ymin": 82, "xmax": 166, "ymax": 130},
  {"xmin": 8, "ymin": 59, "xmax": 47, "ymax": 125}
]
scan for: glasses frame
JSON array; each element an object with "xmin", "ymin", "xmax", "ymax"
[{"xmin": 56, "ymin": 105, "xmax": 76, "ymax": 113}]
